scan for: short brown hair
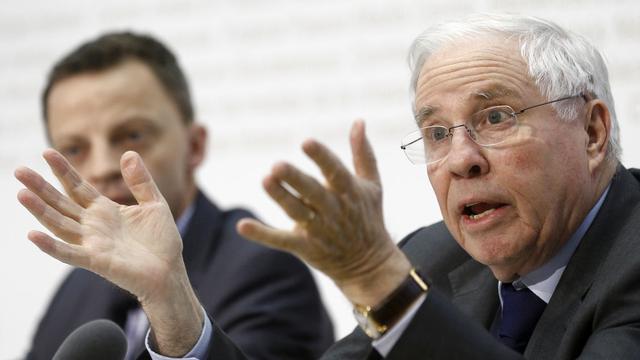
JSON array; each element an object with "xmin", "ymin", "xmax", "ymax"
[{"xmin": 42, "ymin": 31, "xmax": 194, "ymax": 125}]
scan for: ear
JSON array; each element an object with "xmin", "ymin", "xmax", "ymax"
[
  {"xmin": 584, "ymin": 99, "xmax": 611, "ymax": 174},
  {"xmin": 186, "ymin": 123, "xmax": 207, "ymax": 172}
]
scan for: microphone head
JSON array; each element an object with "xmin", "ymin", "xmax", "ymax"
[{"xmin": 52, "ymin": 319, "xmax": 128, "ymax": 360}]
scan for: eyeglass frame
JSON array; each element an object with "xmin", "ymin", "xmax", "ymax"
[{"xmin": 400, "ymin": 93, "xmax": 588, "ymax": 165}]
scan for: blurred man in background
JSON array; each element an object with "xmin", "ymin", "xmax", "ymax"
[{"xmin": 24, "ymin": 31, "xmax": 333, "ymax": 360}]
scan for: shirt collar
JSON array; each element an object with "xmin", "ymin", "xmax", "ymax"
[{"xmin": 499, "ymin": 184, "xmax": 610, "ymax": 304}]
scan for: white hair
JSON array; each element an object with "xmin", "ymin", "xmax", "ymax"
[{"xmin": 408, "ymin": 13, "xmax": 621, "ymax": 160}]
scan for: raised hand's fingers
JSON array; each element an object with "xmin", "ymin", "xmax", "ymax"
[
  {"xmin": 350, "ymin": 120, "xmax": 381, "ymax": 184},
  {"xmin": 263, "ymin": 173, "xmax": 317, "ymax": 224},
  {"xmin": 18, "ymin": 189, "xmax": 82, "ymax": 244},
  {"xmin": 236, "ymin": 218, "xmax": 301, "ymax": 253},
  {"xmin": 302, "ymin": 139, "xmax": 354, "ymax": 194},
  {"xmin": 27, "ymin": 230, "xmax": 87, "ymax": 268},
  {"xmin": 120, "ymin": 151, "xmax": 163, "ymax": 204},
  {"xmin": 42, "ymin": 149, "xmax": 101, "ymax": 207},
  {"xmin": 270, "ymin": 162, "xmax": 336, "ymax": 214},
  {"xmin": 15, "ymin": 166, "xmax": 84, "ymax": 221}
]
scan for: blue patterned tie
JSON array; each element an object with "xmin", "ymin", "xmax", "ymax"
[{"xmin": 495, "ymin": 283, "xmax": 547, "ymax": 353}]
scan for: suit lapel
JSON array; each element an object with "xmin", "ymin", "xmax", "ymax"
[
  {"xmin": 403, "ymin": 224, "xmax": 499, "ymax": 330},
  {"xmin": 181, "ymin": 191, "xmax": 223, "ymax": 289},
  {"xmin": 448, "ymin": 258, "xmax": 499, "ymax": 329}
]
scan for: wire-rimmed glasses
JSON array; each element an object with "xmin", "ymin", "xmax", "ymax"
[{"xmin": 400, "ymin": 94, "xmax": 585, "ymax": 165}]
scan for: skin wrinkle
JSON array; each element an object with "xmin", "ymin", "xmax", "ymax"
[
  {"xmin": 417, "ymin": 73, "xmax": 528, "ymax": 108},
  {"xmin": 417, "ymin": 39, "xmax": 527, "ymax": 68},
  {"xmin": 417, "ymin": 69, "xmax": 529, "ymax": 100},
  {"xmin": 417, "ymin": 57, "xmax": 528, "ymax": 88},
  {"xmin": 415, "ymin": 71, "xmax": 532, "ymax": 126},
  {"xmin": 415, "ymin": 86, "xmax": 523, "ymax": 127},
  {"xmin": 472, "ymin": 86, "xmax": 519, "ymax": 101},
  {"xmin": 421, "ymin": 61, "xmax": 528, "ymax": 85}
]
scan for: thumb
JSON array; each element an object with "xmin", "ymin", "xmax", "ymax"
[
  {"xmin": 121, "ymin": 151, "xmax": 163, "ymax": 204},
  {"xmin": 351, "ymin": 120, "xmax": 381, "ymax": 184}
]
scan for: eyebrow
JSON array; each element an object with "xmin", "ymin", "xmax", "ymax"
[
  {"xmin": 471, "ymin": 86, "xmax": 518, "ymax": 101},
  {"xmin": 414, "ymin": 105, "xmax": 437, "ymax": 126}
]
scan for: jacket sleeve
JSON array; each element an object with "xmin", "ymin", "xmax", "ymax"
[{"xmin": 319, "ymin": 288, "xmax": 522, "ymax": 360}]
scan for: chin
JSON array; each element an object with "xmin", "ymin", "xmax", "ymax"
[
  {"xmin": 463, "ymin": 235, "xmax": 520, "ymax": 266},
  {"xmin": 471, "ymin": 242, "xmax": 538, "ymax": 281},
  {"xmin": 488, "ymin": 266, "xmax": 521, "ymax": 283}
]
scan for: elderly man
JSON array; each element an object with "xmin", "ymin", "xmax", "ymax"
[
  {"xmin": 20, "ymin": 32, "xmax": 333, "ymax": 360},
  {"xmin": 16, "ymin": 14, "xmax": 640, "ymax": 359}
]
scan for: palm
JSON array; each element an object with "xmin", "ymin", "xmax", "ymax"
[
  {"xmin": 86, "ymin": 200, "xmax": 180, "ymax": 295},
  {"xmin": 16, "ymin": 150, "xmax": 183, "ymax": 301}
]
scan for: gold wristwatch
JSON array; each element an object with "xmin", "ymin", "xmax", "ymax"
[{"xmin": 353, "ymin": 268, "xmax": 429, "ymax": 339}]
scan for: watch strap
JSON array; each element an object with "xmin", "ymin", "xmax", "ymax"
[
  {"xmin": 371, "ymin": 269, "xmax": 428, "ymax": 327},
  {"xmin": 354, "ymin": 268, "xmax": 429, "ymax": 338}
]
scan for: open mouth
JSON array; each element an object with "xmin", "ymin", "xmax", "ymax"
[{"xmin": 463, "ymin": 202, "xmax": 506, "ymax": 220}]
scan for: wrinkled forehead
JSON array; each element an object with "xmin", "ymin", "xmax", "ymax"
[
  {"xmin": 414, "ymin": 36, "xmax": 538, "ymax": 117},
  {"xmin": 427, "ymin": 32, "xmax": 521, "ymax": 61}
]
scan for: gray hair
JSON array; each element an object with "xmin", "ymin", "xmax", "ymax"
[{"xmin": 408, "ymin": 13, "xmax": 621, "ymax": 160}]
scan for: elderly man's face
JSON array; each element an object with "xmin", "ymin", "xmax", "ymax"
[
  {"xmin": 417, "ymin": 37, "xmax": 594, "ymax": 281},
  {"xmin": 46, "ymin": 59, "xmax": 204, "ymax": 220}
]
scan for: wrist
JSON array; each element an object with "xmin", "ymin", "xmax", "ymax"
[
  {"xmin": 140, "ymin": 261, "xmax": 204, "ymax": 357},
  {"xmin": 353, "ymin": 267, "xmax": 429, "ymax": 339},
  {"xmin": 338, "ymin": 248, "xmax": 412, "ymax": 307}
]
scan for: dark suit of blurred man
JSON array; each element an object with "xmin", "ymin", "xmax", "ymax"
[{"xmin": 26, "ymin": 31, "xmax": 333, "ymax": 360}]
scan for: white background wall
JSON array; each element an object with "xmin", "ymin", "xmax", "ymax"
[{"xmin": 1, "ymin": 1, "xmax": 639, "ymax": 358}]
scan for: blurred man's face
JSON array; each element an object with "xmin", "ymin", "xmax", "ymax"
[
  {"xmin": 46, "ymin": 59, "xmax": 203, "ymax": 219},
  {"xmin": 417, "ymin": 37, "xmax": 595, "ymax": 281}
]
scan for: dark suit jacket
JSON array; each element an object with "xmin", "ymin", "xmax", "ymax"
[
  {"xmin": 26, "ymin": 191, "xmax": 334, "ymax": 360},
  {"xmin": 319, "ymin": 165, "xmax": 640, "ymax": 359},
  {"xmin": 204, "ymin": 166, "xmax": 640, "ymax": 359}
]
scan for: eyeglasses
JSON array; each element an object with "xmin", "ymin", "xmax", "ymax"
[{"xmin": 400, "ymin": 94, "xmax": 585, "ymax": 165}]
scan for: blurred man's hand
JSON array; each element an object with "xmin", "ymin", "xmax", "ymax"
[{"xmin": 16, "ymin": 150, "xmax": 203, "ymax": 357}]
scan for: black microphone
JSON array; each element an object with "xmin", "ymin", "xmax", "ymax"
[{"xmin": 52, "ymin": 319, "xmax": 128, "ymax": 360}]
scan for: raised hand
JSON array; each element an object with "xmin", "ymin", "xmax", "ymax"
[
  {"xmin": 238, "ymin": 121, "xmax": 411, "ymax": 306},
  {"xmin": 15, "ymin": 149, "xmax": 202, "ymax": 356}
]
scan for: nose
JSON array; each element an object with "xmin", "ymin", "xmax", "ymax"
[
  {"xmin": 85, "ymin": 142, "xmax": 123, "ymax": 190},
  {"xmin": 444, "ymin": 125, "xmax": 489, "ymax": 178}
]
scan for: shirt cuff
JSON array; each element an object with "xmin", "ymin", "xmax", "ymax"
[
  {"xmin": 371, "ymin": 293, "xmax": 426, "ymax": 357},
  {"xmin": 146, "ymin": 307, "xmax": 212, "ymax": 360}
]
